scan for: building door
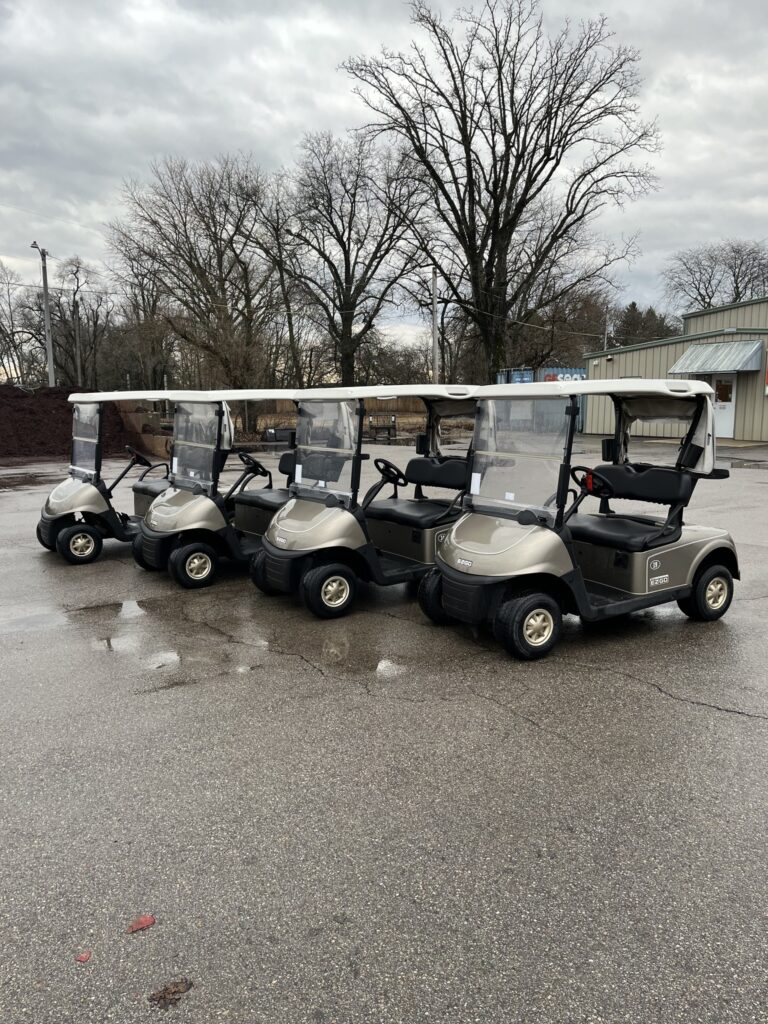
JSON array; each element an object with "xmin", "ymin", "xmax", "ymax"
[{"xmin": 712, "ymin": 374, "xmax": 737, "ymax": 438}]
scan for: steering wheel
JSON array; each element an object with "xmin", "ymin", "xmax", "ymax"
[
  {"xmin": 374, "ymin": 457, "xmax": 408, "ymax": 488},
  {"xmin": 125, "ymin": 444, "xmax": 152, "ymax": 469},
  {"xmin": 570, "ymin": 465, "xmax": 615, "ymax": 499},
  {"xmin": 238, "ymin": 451, "xmax": 269, "ymax": 476}
]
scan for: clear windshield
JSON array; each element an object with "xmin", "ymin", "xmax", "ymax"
[
  {"xmin": 469, "ymin": 398, "xmax": 571, "ymax": 516},
  {"xmin": 71, "ymin": 403, "xmax": 101, "ymax": 477},
  {"xmin": 171, "ymin": 402, "xmax": 220, "ymax": 490},
  {"xmin": 295, "ymin": 400, "xmax": 358, "ymax": 497}
]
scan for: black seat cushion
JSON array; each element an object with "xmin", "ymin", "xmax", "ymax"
[
  {"xmin": 366, "ymin": 497, "xmax": 458, "ymax": 529},
  {"xmin": 132, "ymin": 477, "xmax": 170, "ymax": 498},
  {"xmin": 568, "ymin": 513, "xmax": 680, "ymax": 553},
  {"xmin": 595, "ymin": 464, "xmax": 694, "ymax": 505},
  {"xmin": 405, "ymin": 457, "xmax": 467, "ymax": 491},
  {"xmin": 234, "ymin": 487, "xmax": 291, "ymax": 512}
]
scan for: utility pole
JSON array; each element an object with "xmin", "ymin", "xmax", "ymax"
[
  {"xmin": 603, "ymin": 303, "xmax": 610, "ymax": 351},
  {"xmin": 431, "ymin": 266, "xmax": 439, "ymax": 384},
  {"xmin": 72, "ymin": 297, "xmax": 83, "ymax": 387},
  {"xmin": 31, "ymin": 241, "xmax": 55, "ymax": 386}
]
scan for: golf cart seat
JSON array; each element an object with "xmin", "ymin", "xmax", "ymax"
[
  {"xmin": 132, "ymin": 476, "xmax": 170, "ymax": 500},
  {"xmin": 569, "ymin": 463, "xmax": 696, "ymax": 552},
  {"xmin": 366, "ymin": 457, "xmax": 466, "ymax": 529},
  {"xmin": 568, "ymin": 513, "xmax": 680, "ymax": 552},
  {"xmin": 235, "ymin": 487, "xmax": 292, "ymax": 512},
  {"xmin": 233, "ymin": 451, "xmax": 295, "ymax": 513}
]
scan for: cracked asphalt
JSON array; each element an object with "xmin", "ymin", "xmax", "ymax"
[{"xmin": 1, "ymin": 446, "xmax": 767, "ymax": 1023}]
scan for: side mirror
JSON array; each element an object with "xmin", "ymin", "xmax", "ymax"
[
  {"xmin": 415, "ymin": 433, "xmax": 429, "ymax": 456},
  {"xmin": 601, "ymin": 438, "xmax": 619, "ymax": 462}
]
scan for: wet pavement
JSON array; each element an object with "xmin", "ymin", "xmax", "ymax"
[{"xmin": 1, "ymin": 448, "xmax": 767, "ymax": 1023}]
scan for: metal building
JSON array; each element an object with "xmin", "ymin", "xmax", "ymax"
[{"xmin": 584, "ymin": 297, "xmax": 768, "ymax": 440}]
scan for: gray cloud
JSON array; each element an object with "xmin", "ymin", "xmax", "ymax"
[{"xmin": 2, "ymin": 0, "xmax": 767, "ymax": 313}]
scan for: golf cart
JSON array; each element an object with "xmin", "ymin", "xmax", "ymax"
[
  {"xmin": 419, "ymin": 379, "xmax": 739, "ymax": 659},
  {"xmin": 133, "ymin": 390, "xmax": 298, "ymax": 588},
  {"xmin": 37, "ymin": 396, "xmax": 171, "ymax": 564},
  {"xmin": 252, "ymin": 385, "xmax": 478, "ymax": 617}
]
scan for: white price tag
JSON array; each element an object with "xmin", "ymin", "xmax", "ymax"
[
  {"xmin": 295, "ymin": 465, "xmax": 302, "ymax": 483},
  {"xmin": 470, "ymin": 472, "xmax": 481, "ymax": 495}
]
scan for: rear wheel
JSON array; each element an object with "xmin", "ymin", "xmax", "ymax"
[
  {"xmin": 168, "ymin": 542, "xmax": 218, "ymax": 589},
  {"xmin": 36, "ymin": 521, "xmax": 56, "ymax": 551},
  {"xmin": 250, "ymin": 549, "xmax": 280, "ymax": 596},
  {"xmin": 677, "ymin": 564, "xmax": 734, "ymax": 622},
  {"xmin": 493, "ymin": 592, "xmax": 562, "ymax": 661},
  {"xmin": 417, "ymin": 568, "xmax": 453, "ymax": 625},
  {"xmin": 131, "ymin": 532, "xmax": 157, "ymax": 571},
  {"xmin": 300, "ymin": 563, "xmax": 357, "ymax": 619},
  {"xmin": 56, "ymin": 524, "xmax": 103, "ymax": 565}
]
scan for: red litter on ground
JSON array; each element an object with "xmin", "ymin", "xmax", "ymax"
[
  {"xmin": 127, "ymin": 914, "xmax": 156, "ymax": 933},
  {"xmin": 75, "ymin": 951, "xmax": 92, "ymax": 963}
]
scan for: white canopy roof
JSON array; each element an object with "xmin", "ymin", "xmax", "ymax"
[
  {"xmin": 68, "ymin": 388, "xmax": 299, "ymax": 404},
  {"xmin": 297, "ymin": 384, "xmax": 479, "ymax": 401},
  {"xmin": 476, "ymin": 378, "xmax": 713, "ymax": 399}
]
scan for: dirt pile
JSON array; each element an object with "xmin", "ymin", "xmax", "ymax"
[{"xmin": 0, "ymin": 385, "xmax": 133, "ymax": 460}]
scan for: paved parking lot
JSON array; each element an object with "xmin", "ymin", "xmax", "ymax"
[{"xmin": 1, "ymin": 448, "xmax": 767, "ymax": 1023}]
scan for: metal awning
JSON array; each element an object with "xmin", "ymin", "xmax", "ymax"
[{"xmin": 668, "ymin": 339, "xmax": 764, "ymax": 375}]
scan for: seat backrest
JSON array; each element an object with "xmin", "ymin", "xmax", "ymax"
[
  {"xmin": 278, "ymin": 450, "xmax": 295, "ymax": 480},
  {"xmin": 405, "ymin": 457, "xmax": 467, "ymax": 491},
  {"xmin": 596, "ymin": 463, "xmax": 694, "ymax": 505}
]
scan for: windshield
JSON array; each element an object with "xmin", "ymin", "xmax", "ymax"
[
  {"xmin": 469, "ymin": 398, "xmax": 571, "ymax": 516},
  {"xmin": 295, "ymin": 400, "xmax": 359, "ymax": 497},
  {"xmin": 71, "ymin": 403, "xmax": 101, "ymax": 478},
  {"xmin": 171, "ymin": 401, "xmax": 221, "ymax": 490}
]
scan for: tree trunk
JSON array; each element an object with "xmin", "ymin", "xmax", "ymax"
[{"xmin": 339, "ymin": 319, "xmax": 355, "ymax": 385}]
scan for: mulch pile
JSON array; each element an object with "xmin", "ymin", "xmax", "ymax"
[{"xmin": 0, "ymin": 385, "xmax": 133, "ymax": 460}]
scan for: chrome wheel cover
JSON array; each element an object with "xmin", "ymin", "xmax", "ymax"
[
  {"xmin": 321, "ymin": 575, "xmax": 350, "ymax": 608},
  {"xmin": 186, "ymin": 552, "xmax": 212, "ymax": 581},
  {"xmin": 70, "ymin": 532, "xmax": 95, "ymax": 557},
  {"xmin": 705, "ymin": 576, "xmax": 728, "ymax": 610},
  {"xmin": 523, "ymin": 608, "xmax": 554, "ymax": 647}
]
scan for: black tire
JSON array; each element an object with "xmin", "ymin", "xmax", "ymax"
[
  {"xmin": 131, "ymin": 531, "xmax": 157, "ymax": 571},
  {"xmin": 249, "ymin": 549, "xmax": 280, "ymax": 595},
  {"xmin": 493, "ymin": 591, "xmax": 562, "ymax": 661},
  {"xmin": 677, "ymin": 564, "xmax": 734, "ymax": 622},
  {"xmin": 300, "ymin": 563, "xmax": 357, "ymax": 619},
  {"xmin": 417, "ymin": 568, "xmax": 453, "ymax": 625},
  {"xmin": 168, "ymin": 542, "xmax": 218, "ymax": 589},
  {"xmin": 36, "ymin": 521, "xmax": 56, "ymax": 551},
  {"xmin": 55, "ymin": 524, "xmax": 103, "ymax": 565}
]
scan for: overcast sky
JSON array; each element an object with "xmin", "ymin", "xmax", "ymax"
[{"xmin": 2, "ymin": 0, "xmax": 767, "ymax": 329}]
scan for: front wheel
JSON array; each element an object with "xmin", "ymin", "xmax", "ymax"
[
  {"xmin": 36, "ymin": 521, "xmax": 56, "ymax": 551},
  {"xmin": 677, "ymin": 565, "xmax": 734, "ymax": 622},
  {"xmin": 493, "ymin": 592, "xmax": 562, "ymax": 661},
  {"xmin": 417, "ymin": 568, "xmax": 453, "ymax": 625},
  {"xmin": 300, "ymin": 563, "xmax": 357, "ymax": 619},
  {"xmin": 168, "ymin": 542, "xmax": 219, "ymax": 589},
  {"xmin": 56, "ymin": 524, "xmax": 103, "ymax": 565}
]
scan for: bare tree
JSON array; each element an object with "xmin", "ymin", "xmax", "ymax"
[
  {"xmin": 109, "ymin": 155, "xmax": 279, "ymax": 387},
  {"xmin": 0, "ymin": 261, "xmax": 35, "ymax": 384},
  {"xmin": 257, "ymin": 133, "xmax": 421, "ymax": 385},
  {"xmin": 345, "ymin": 0, "xmax": 658, "ymax": 380},
  {"xmin": 663, "ymin": 239, "xmax": 768, "ymax": 311}
]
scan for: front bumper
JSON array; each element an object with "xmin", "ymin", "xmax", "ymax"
[
  {"xmin": 136, "ymin": 522, "xmax": 175, "ymax": 570},
  {"xmin": 261, "ymin": 537, "xmax": 307, "ymax": 593}
]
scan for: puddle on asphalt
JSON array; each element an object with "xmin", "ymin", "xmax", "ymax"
[
  {"xmin": 148, "ymin": 650, "xmax": 180, "ymax": 670},
  {"xmin": 0, "ymin": 607, "xmax": 68, "ymax": 634},
  {"xmin": 726, "ymin": 459, "xmax": 768, "ymax": 470},
  {"xmin": 0, "ymin": 473, "xmax": 59, "ymax": 490},
  {"xmin": 375, "ymin": 658, "xmax": 404, "ymax": 679}
]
